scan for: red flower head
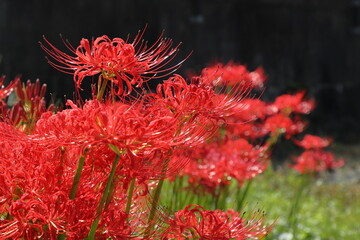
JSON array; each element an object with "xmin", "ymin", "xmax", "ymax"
[
  {"xmin": 264, "ymin": 113, "xmax": 306, "ymax": 139},
  {"xmin": 271, "ymin": 91, "xmax": 315, "ymax": 116},
  {"xmin": 229, "ymin": 122, "xmax": 269, "ymax": 140},
  {"xmin": 41, "ymin": 30, "xmax": 182, "ymax": 95},
  {"xmin": 183, "ymin": 139, "xmax": 268, "ymax": 193},
  {"xmin": 201, "ymin": 62, "xmax": 267, "ymax": 89},
  {"xmin": 143, "ymin": 74, "xmax": 250, "ymax": 150},
  {"xmin": 291, "ymin": 150, "xmax": 345, "ymax": 174},
  {"xmin": 164, "ymin": 205, "xmax": 273, "ymax": 239},
  {"xmin": 293, "ymin": 134, "xmax": 332, "ymax": 150}
]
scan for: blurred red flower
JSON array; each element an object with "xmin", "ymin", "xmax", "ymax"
[
  {"xmin": 264, "ymin": 113, "xmax": 306, "ymax": 139},
  {"xmin": 201, "ymin": 62, "xmax": 267, "ymax": 89},
  {"xmin": 293, "ymin": 134, "xmax": 332, "ymax": 150},
  {"xmin": 291, "ymin": 150, "xmax": 345, "ymax": 174},
  {"xmin": 271, "ymin": 91, "xmax": 315, "ymax": 116}
]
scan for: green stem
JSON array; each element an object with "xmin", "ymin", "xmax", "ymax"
[
  {"xmin": 145, "ymin": 178, "xmax": 165, "ymax": 237},
  {"xmin": 288, "ymin": 174, "xmax": 310, "ymax": 239},
  {"xmin": 217, "ymin": 184, "xmax": 229, "ymax": 210},
  {"xmin": 58, "ymin": 234, "xmax": 66, "ymax": 240},
  {"xmin": 87, "ymin": 154, "xmax": 120, "ymax": 239},
  {"xmin": 58, "ymin": 151, "xmax": 87, "ymax": 240},
  {"xmin": 149, "ymin": 179, "xmax": 164, "ymax": 221},
  {"xmin": 177, "ymin": 176, "xmax": 184, "ymax": 210},
  {"xmin": 214, "ymin": 189, "xmax": 220, "ymax": 210},
  {"xmin": 104, "ymin": 176, "xmax": 117, "ymax": 210},
  {"xmin": 189, "ymin": 227, "xmax": 200, "ymax": 239},
  {"xmin": 69, "ymin": 152, "xmax": 87, "ymax": 200},
  {"xmin": 266, "ymin": 130, "xmax": 281, "ymax": 151},
  {"xmin": 171, "ymin": 178, "xmax": 177, "ymax": 212},
  {"xmin": 146, "ymin": 154, "xmax": 172, "ymax": 228},
  {"xmin": 97, "ymin": 75, "xmax": 109, "ymax": 101},
  {"xmin": 125, "ymin": 178, "xmax": 136, "ymax": 215},
  {"xmin": 237, "ymin": 179, "xmax": 253, "ymax": 211}
]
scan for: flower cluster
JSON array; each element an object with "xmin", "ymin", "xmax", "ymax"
[
  {"xmin": 291, "ymin": 134, "xmax": 345, "ymax": 174},
  {"xmin": 178, "ymin": 62, "xmax": 319, "ymax": 195},
  {"xmin": 200, "ymin": 61, "xmax": 267, "ymax": 89},
  {"xmin": 0, "ymin": 31, "xmax": 275, "ymax": 239},
  {"xmin": 0, "ymin": 28, "xmax": 345, "ymax": 239}
]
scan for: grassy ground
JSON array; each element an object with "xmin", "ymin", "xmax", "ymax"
[
  {"xmin": 161, "ymin": 158, "xmax": 360, "ymax": 240},
  {"xmin": 246, "ymin": 168, "xmax": 360, "ymax": 240}
]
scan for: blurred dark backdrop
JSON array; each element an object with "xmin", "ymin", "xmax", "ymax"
[{"xmin": 0, "ymin": 0, "xmax": 359, "ymax": 143}]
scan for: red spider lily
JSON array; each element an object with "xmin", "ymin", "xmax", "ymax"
[
  {"xmin": 182, "ymin": 139, "xmax": 268, "ymax": 193},
  {"xmin": 0, "ymin": 75, "xmax": 19, "ymax": 100},
  {"xmin": 16, "ymin": 79, "xmax": 55, "ymax": 133},
  {"xmin": 271, "ymin": 91, "xmax": 315, "ymax": 116},
  {"xmin": 34, "ymin": 99, "xmax": 195, "ymax": 186},
  {"xmin": 1, "ymin": 193, "xmax": 74, "ymax": 239},
  {"xmin": 0, "ymin": 78, "xmax": 55, "ymax": 133},
  {"xmin": 230, "ymin": 98, "xmax": 268, "ymax": 122},
  {"xmin": 41, "ymin": 31, "xmax": 182, "ymax": 95},
  {"xmin": 264, "ymin": 113, "xmax": 306, "ymax": 139},
  {"xmin": 34, "ymin": 99, "xmax": 174, "ymax": 149},
  {"xmin": 163, "ymin": 205, "xmax": 272, "ymax": 239},
  {"xmin": 293, "ymin": 134, "xmax": 332, "ymax": 150},
  {"xmin": 291, "ymin": 149, "xmax": 345, "ymax": 174},
  {"xmin": 228, "ymin": 122, "xmax": 269, "ymax": 140},
  {"xmin": 220, "ymin": 139, "xmax": 269, "ymax": 184},
  {"xmin": 70, "ymin": 179, "xmax": 152, "ymax": 239},
  {"xmin": 151, "ymin": 74, "xmax": 248, "ymax": 123},
  {"xmin": 0, "ymin": 127, "xmax": 155, "ymax": 239},
  {"xmin": 0, "ymin": 137, "xmax": 76, "ymax": 239},
  {"xmin": 201, "ymin": 62, "xmax": 267, "ymax": 89}
]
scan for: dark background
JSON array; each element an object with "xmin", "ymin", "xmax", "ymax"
[{"xmin": 0, "ymin": 0, "xmax": 359, "ymax": 143}]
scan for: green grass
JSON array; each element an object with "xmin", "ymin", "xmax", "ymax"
[{"xmin": 161, "ymin": 166, "xmax": 360, "ymax": 240}]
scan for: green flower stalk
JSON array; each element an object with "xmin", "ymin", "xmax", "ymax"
[{"xmin": 87, "ymin": 153, "xmax": 121, "ymax": 239}]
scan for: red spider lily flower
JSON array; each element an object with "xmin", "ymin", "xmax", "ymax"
[
  {"xmin": 264, "ymin": 113, "xmax": 306, "ymax": 139},
  {"xmin": 76, "ymin": 185, "xmax": 152, "ymax": 239},
  {"xmin": 0, "ymin": 75, "xmax": 19, "ymax": 100},
  {"xmin": 0, "ymin": 127, "xmax": 154, "ymax": 239},
  {"xmin": 230, "ymin": 98, "xmax": 268, "ymax": 122},
  {"xmin": 151, "ymin": 75, "xmax": 249, "ymax": 123},
  {"xmin": 1, "ymin": 193, "xmax": 74, "ymax": 239},
  {"xmin": 271, "ymin": 91, "xmax": 315, "ymax": 116},
  {"xmin": 182, "ymin": 139, "xmax": 268, "ymax": 193},
  {"xmin": 41, "ymin": 31, "xmax": 182, "ymax": 95},
  {"xmin": 34, "ymin": 99, "xmax": 193, "ymax": 184},
  {"xmin": 0, "ymin": 78, "xmax": 55, "ymax": 133},
  {"xmin": 220, "ymin": 139, "xmax": 269, "ymax": 183},
  {"xmin": 293, "ymin": 134, "xmax": 332, "ymax": 150},
  {"xmin": 291, "ymin": 150, "xmax": 345, "ymax": 174},
  {"xmin": 34, "ymin": 99, "xmax": 173, "ymax": 149},
  {"xmin": 201, "ymin": 62, "xmax": 267, "ymax": 89},
  {"xmin": 0, "ymin": 136, "xmax": 78, "ymax": 239},
  {"xmin": 228, "ymin": 122, "xmax": 269, "ymax": 140},
  {"xmin": 164, "ymin": 205, "xmax": 273, "ymax": 239},
  {"xmin": 16, "ymin": 79, "xmax": 55, "ymax": 133}
]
